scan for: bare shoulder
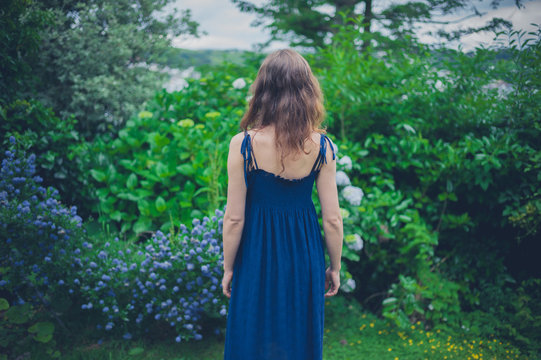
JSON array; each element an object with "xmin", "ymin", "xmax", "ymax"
[
  {"xmin": 305, "ymin": 130, "xmax": 323, "ymax": 151},
  {"xmin": 230, "ymin": 131, "xmax": 245, "ymax": 148}
]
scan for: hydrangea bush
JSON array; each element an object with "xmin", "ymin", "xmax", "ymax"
[{"xmin": 328, "ymin": 148, "xmax": 365, "ymax": 294}]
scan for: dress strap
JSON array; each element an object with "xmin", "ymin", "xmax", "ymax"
[
  {"xmin": 240, "ymin": 129, "xmax": 258, "ymax": 187},
  {"xmin": 311, "ymin": 133, "xmax": 336, "ymax": 173}
]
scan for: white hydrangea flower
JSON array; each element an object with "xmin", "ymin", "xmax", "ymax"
[
  {"xmin": 435, "ymin": 79, "xmax": 444, "ymax": 91},
  {"xmin": 335, "ymin": 171, "xmax": 351, "ymax": 186},
  {"xmin": 340, "ymin": 278, "xmax": 356, "ymax": 293},
  {"xmin": 337, "ymin": 155, "xmax": 352, "ymax": 170},
  {"xmin": 232, "ymin": 78, "xmax": 246, "ymax": 89},
  {"xmin": 342, "ymin": 185, "xmax": 364, "ymax": 206},
  {"xmin": 345, "ymin": 234, "xmax": 364, "ymax": 251}
]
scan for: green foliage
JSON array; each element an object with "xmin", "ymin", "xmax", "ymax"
[
  {"xmin": 314, "ymin": 17, "xmax": 541, "ymax": 353},
  {"xmin": 59, "ymin": 294, "xmax": 528, "ymax": 359},
  {"xmin": 232, "ymin": 0, "xmax": 521, "ymax": 50},
  {"xmin": 495, "ymin": 27, "xmax": 541, "ymax": 241},
  {"xmin": 30, "ymin": 0, "xmax": 201, "ymax": 139},
  {"xmin": 155, "ymin": 48, "xmax": 251, "ymax": 69},
  {"xmin": 88, "ymin": 71, "xmax": 251, "ymax": 237},
  {"xmin": 70, "ymin": 210, "xmax": 227, "ymax": 344},
  {"xmin": 0, "ymin": 98, "xmax": 96, "ymax": 219},
  {"xmin": 0, "ymin": 299, "xmax": 61, "ymax": 359},
  {"xmin": 0, "ymin": 0, "xmax": 53, "ymax": 104},
  {"xmin": 459, "ymin": 278, "xmax": 541, "ymax": 358}
]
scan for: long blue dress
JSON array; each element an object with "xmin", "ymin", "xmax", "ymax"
[{"xmin": 223, "ymin": 129, "xmax": 336, "ymax": 360}]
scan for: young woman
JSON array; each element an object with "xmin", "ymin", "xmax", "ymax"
[{"xmin": 221, "ymin": 48, "xmax": 343, "ymax": 360}]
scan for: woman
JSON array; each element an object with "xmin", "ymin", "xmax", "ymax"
[{"xmin": 221, "ymin": 48, "xmax": 343, "ymax": 360}]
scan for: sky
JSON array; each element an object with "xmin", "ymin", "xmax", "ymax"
[{"xmin": 165, "ymin": 0, "xmax": 541, "ymax": 52}]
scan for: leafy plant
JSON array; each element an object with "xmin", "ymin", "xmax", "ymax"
[
  {"xmin": 88, "ymin": 70, "xmax": 251, "ymax": 237},
  {"xmin": 72, "ymin": 208, "xmax": 228, "ymax": 344},
  {"xmin": 0, "ymin": 298, "xmax": 61, "ymax": 359}
]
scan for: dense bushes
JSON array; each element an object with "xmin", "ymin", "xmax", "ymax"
[
  {"xmin": 312, "ymin": 18, "xmax": 541, "ymax": 355},
  {"xmin": 88, "ymin": 71, "xmax": 251, "ymax": 237},
  {"xmin": 1, "ymin": 6, "xmax": 540, "ymax": 357},
  {"xmin": 0, "ymin": 99, "xmax": 95, "ymax": 219},
  {"xmin": 74, "ymin": 211, "xmax": 228, "ymax": 343},
  {"xmin": 0, "ymin": 137, "xmax": 230, "ymax": 357},
  {"xmin": 0, "ymin": 136, "xmax": 85, "ymax": 302},
  {"xmin": 0, "ymin": 136, "xmax": 86, "ymax": 358}
]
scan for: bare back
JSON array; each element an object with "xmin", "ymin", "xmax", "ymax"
[{"xmin": 247, "ymin": 126, "xmax": 322, "ymax": 180}]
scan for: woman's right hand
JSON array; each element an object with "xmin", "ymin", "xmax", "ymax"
[{"xmin": 324, "ymin": 267, "xmax": 340, "ymax": 297}]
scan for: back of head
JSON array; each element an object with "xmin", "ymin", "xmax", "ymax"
[{"xmin": 240, "ymin": 49, "xmax": 326, "ymax": 174}]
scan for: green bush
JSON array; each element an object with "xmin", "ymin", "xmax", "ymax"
[
  {"xmin": 0, "ymin": 99, "xmax": 94, "ymax": 219},
  {"xmin": 0, "ymin": 136, "xmax": 87, "ymax": 358},
  {"xmin": 88, "ymin": 70, "xmax": 251, "ymax": 237},
  {"xmin": 313, "ymin": 16, "xmax": 541, "ymax": 347},
  {"xmin": 0, "ymin": 298, "xmax": 61, "ymax": 359}
]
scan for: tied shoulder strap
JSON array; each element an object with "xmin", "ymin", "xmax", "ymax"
[
  {"xmin": 311, "ymin": 133, "xmax": 336, "ymax": 173},
  {"xmin": 240, "ymin": 130, "xmax": 259, "ymax": 187}
]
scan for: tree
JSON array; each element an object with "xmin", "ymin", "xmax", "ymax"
[
  {"xmin": 0, "ymin": 0, "xmax": 53, "ymax": 104},
  {"xmin": 31, "ymin": 0, "xmax": 202, "ymax": 139},
  {"xmin": 231, "ymin": 0, "xmax": 523, "ymax": 50}
]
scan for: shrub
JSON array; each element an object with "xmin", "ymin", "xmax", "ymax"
[
  {"xmin": 88, "ymin": 69, "xmax": 251, "ymax": 237},
  {"xmin": 0, "ymin": 135, "xmax": 87, "ymax": 358},
  {"xmin": 73, "ymin": 208, "xmax": 228, "ymax": 343},
  {"xmin": 0, "ymin": 99, "xmax": 93, "ymax": 219},
  {"xmin": 0, "ymin": 298, "xmax": 61, "ymax": 359},
  {"xmin": 0, "ymin": 136, "xmax": 85, "ymax": 304}
]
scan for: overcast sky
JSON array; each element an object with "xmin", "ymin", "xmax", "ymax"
[{"xmin": 166, "ymin": 0, "xmax": 541, "ymax": 52}]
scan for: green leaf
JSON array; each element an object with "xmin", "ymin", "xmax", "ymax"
[
  {"xmin": 5, "ymin": 303, "xmax": 32, "ymax": 324},
  {"xmin": 155, "ymin": 162, "xmax": 171, "ymax": 178},
  {"xmin": 90, "ymin": 169, "xmax": 107, "ymax": 182},
  {"xmin": 382, "ymin": 297, "xmax": 397, "ymax": 306},
  {"xmin": 0, "ymin": 298, "xmax": 9, "ymax": 311},
  {"xmin": 28, "ymin": 321, "xmax": 55, "ymax": 343},
  {"xmin": 180, "ymin": 201, "xmax": 192, "ymax": 208},
  {"xmin": 176, "ymin": 164, "xmax": 195, "ymax": 176},
  {"xmin": 133, "ymin": 217, "xmax": 152, "ymax": 234},
  {"xmin": 126, "ymin": 174, "xmax": 138, "ymax": 190},
  {"xmin": 149, "ymin": 132, "xmax": 170, "ymax": 149},
  {"xmin": 398, "ymin": 215, "xmax": 412, "ymax": 223},
  {"xmin": 342, "ymin": 251, "xmax": 360, "ymax": 261},
  {"xmin": 110, "ymin": 211, "xmax": 124, "ymax": 222},
  {"xmin": 137, "ymin": 199, "xmax": 151, "ymax": 216},
  {"xmin": 155, "ymin": 196, "xmax": 167, "ymax": 212}
]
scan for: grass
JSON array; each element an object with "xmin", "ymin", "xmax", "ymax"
[{"xmin": 60, "ymin": 296, "xmax": 529, "ymax": 360}]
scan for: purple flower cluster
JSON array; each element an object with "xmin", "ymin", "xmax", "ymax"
[
  {"xmin": 1, "ymin": 136, "xmax": 230, "ymax": 344},
  {"xmin": 0, "ymin": 136, "xmax": 86, "ymax": 304},
  {"xmin": 75, "ymin": 207, "xmax": 227, "ymax": 343}
]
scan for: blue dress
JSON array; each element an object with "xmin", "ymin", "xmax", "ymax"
[{"xmin": 224, "ymin": 130, "xmax": 336, "ymax": 360}]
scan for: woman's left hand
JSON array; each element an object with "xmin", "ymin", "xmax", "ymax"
[{"xmin": 222, "ymin": 270, "xmax": 233, "ymax": 298}]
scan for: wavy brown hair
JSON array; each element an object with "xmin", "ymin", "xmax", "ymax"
[{"xmin": 239, "ymin": 48, "xmax": 327, "ymax": 175}]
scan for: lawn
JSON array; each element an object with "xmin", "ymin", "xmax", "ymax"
[{"xmin": 61, "ymin": 296, "xmax": 527, "ymax": 360}]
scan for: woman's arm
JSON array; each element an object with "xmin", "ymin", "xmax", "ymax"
[
  {"xmin": 315, "ymin": 138, "xmax": 343, "ymax": 271},
  {"xmin": 222, "ymin": 133, "xmax": 247, "ymax": 280}
]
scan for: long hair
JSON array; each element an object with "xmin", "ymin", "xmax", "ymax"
[{"xmin": 239, "ymin": 49, "xmax": 327, "ymax": 175}]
